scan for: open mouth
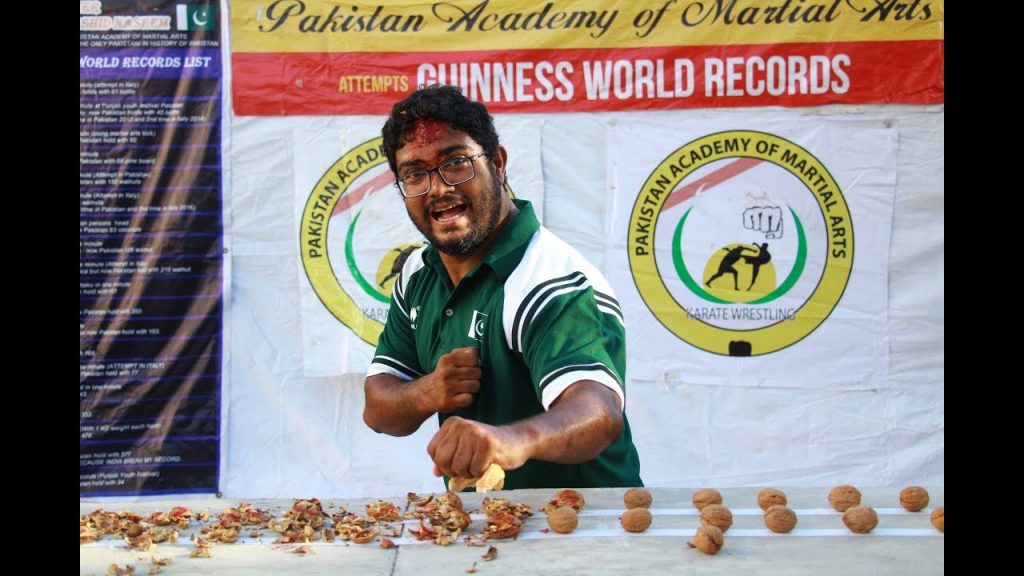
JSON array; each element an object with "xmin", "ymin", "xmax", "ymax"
[{"xmin": 431, "ymin": 202, "xmax": 468, "ymax": 223}]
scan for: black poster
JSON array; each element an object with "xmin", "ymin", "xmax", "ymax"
[{"xmin": 80, "ymin": 0, "xmax": 222, "ymax": 496}]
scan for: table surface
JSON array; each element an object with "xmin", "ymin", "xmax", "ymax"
[{"xmin": 80, "ymin": 486, "xmax": 944, "ymax": 575}]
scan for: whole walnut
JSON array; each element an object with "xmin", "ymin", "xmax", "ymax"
[
  {"xmin": 624, "ymin": 487, "xmax": 653, "ymax": 509},
  {"xmin": 842, "ymin": 505, "xmax": 878, "ymax": 534},
  {"xmin": 899, "ymin": 486, "xmax": 929, "ymax": 512},
  {"xmin": 699, "ymin": 504, "xmax": 733, "ymax": 532},
  {"xmin": 764, "ymin": 504, "xmax": 797, "ymax": 533},
  {"xmin": 930, "ymin": 506, "xmax": 943, "ymax": 533},
  {"xmin": 547, "ymin": 506, "xmax": 578, "ymax": 534},
  {"xmin": 620, "ymin": 508, "xmax": 652, "ymax": 533},
  {"xmin": 692, "ymin": 488, "xmax": 723, "ymax": 510},
  {"xmin": 757, "ymin": 488, "xmax": 788, "ymax": 511},
  {"xmin": 828, "ymin": 485, "xmax": 862, "ymax": 512},
  {"xmin": 688, "ymin": 523, "xmax": 724, "ymax": 555}
]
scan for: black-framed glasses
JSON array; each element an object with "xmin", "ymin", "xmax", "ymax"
[{"xmin": 395, "ymin": 152, "xmax": 489, "ymax": 198}]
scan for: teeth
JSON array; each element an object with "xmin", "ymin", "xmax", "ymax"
[
  {"xmin": 434, "ymin": 210, "xmax": 462, "ymax": 222},
  {"xmin": 431, "ymin": 203, "xmax": 467, "ymax": 222}
]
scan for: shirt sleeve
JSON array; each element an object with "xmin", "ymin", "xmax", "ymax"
[
  {"xmin": 520, "ymin": 285, "xmax": 626, "ymax": 411},
  {"xmin": 367, "ymin": 275, "xmax": 424, "ymax": 381}
]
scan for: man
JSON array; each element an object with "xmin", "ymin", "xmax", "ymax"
[{"xmin": 363, "ymin": 85, "xmax": 642, "ymax": 490}]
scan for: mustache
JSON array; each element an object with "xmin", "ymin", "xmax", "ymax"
[{"xmin": 425, "ymin": 194, "xmax": 469, "ymax": 213}]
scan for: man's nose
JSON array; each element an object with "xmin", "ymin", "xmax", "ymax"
[{"xmin": 428, "ymin": 169, "xmax": 455, "ymax": 196}]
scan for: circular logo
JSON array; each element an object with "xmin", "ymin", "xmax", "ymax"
[
  {"xmin": 300, "ymin": 137, "xmax": 420, "ymax": 345},
  {"xmin": 628, "ymin": 130, "xmax": 853, "ymax": 356}
]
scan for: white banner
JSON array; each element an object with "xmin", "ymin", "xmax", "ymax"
[
  {"xmin": 605, "ymin": 116, "xmax": 896, "ymax": 388},
  {"xmin": 295, "ymin": 117, "xmax": 546, "ymax": 377}
]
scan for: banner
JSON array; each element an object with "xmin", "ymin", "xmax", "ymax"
[
  {"xmin": 80, "ymin": 0, "xmax": 224, "ymax": 496},
  {"xmin": 606, "ymin": 115, "xmax": 895, "ymax": 387},
  {"xmin": 295, "ymin": 117, "xmax": 545, "ymax": 376},
  {"xmin": 230, "ymin": 0, "xmax": 944, "ymax": 115}
]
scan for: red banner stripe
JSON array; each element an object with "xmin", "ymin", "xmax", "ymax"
[{"xmin": 232, "ymin": 40, "xmax": 943, "ymax": 116}]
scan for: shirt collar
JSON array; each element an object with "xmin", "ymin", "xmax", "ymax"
[
  {"xmin": 483, "ymin": 199, "xmax": 539, "ymax": 281},
  {"xmin": 422, "ymin": 199, "xmax": 539, "ymax": 283}
]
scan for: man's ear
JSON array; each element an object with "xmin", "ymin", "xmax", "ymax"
[{"xmin": 493, "ymin": 145, "xmax": 509, "ymax": 182}]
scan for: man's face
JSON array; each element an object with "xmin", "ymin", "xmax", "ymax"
[{"xmin": 395, "ymin": 120, "xmax": 504, "ymax": 256}]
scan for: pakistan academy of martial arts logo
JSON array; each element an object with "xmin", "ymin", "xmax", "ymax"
[
  {"xmin": 300, "ymin": 137, "xmax": 511, "ymax": 345},
  {"xmin": 628, "ymin": 130, "xmax": 853, "ymax": 357}
]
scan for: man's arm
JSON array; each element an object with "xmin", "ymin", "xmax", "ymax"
[
  {"xmin": 364, "ymin": 347, "xmax": 482, "ymax": 437},
  {"xmin": 426, "ymin": 380, "xmax": 623, "ymax": 478}
]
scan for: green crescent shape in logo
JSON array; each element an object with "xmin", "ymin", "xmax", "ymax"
[
  {"xmin": 671, "ymin": 208, "xmax": 728, "ymax": 304},
  {"xmin": 672, "ymin": 205, "xmax": 808, "ymax": 305},
  {"xmin": 344, "ymin": 210, "xmax": 390, "ymax": 304}
]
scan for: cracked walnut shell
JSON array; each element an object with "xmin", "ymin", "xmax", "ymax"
[
  {"xmin": 828, "ymin": 485, "xmax": 862, "ymax": 512},
  {"xmin": 547, "ymin": 507, "xmax": 578, "ymax": 534},
  {"xmin": 764, "ymin": 504, "xmax": 797, "ymax": 533},
  {"xmin": 899, "ymin": 486, "xmax": 929, "ymax": 512},
  {"xmin": 692, "ymin": 488, "xmax": 722, "ymax": 510},
  {"xmin": 448, "ymin": 463, "xmax": 505, "ymax": 493},
  {"xmin": 620, "ymin": 508, "xmax": 652, "ymax": 532},
  {"xmin": 543, "ymin": 489, "xmax": 586, "ymax": 514},
  {"xmin": 757, "ymin": 488, "xmax": 788, "ymax": 511},
  {"xmin": 842, "ymin": 505, "xmax": 878, "ymax": 534},
  {"xmin": 689, "ymin": 524, "xmax": 724, "ymax": 555},
  {"xmin": 624, "ymin": 487, "xmax": 653, "ymax": 509}
]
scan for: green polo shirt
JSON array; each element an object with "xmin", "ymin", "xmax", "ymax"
[{"xmin": 368, "ymin": 200, "xmax": 642, "ymax": 489}]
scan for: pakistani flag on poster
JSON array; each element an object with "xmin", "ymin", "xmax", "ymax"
[{"xmin": 177, "ymin": 4, "xmax": 215, "ymax": 31}]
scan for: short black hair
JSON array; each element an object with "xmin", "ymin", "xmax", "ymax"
[{"xmin": 381, "ymin": 85, "xmax": 500, "ymax": 175}]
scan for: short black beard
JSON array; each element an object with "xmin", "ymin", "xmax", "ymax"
[{"xmin": 419, "ymin": 174, "xmax": 503, "ymax": 256}]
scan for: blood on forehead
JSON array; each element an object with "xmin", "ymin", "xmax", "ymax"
[{"xmin": 403, "ymin": 119, "xmax": 449, "ymax": 149}]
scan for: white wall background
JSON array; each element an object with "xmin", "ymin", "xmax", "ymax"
[{"xmin": 224, "ymin": 105, "xmax": 943, "ymax": 498}]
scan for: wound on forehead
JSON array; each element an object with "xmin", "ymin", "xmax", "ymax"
[{"xmin": 404, "ymin": 119, "xmax": 448, "ymax": 149}]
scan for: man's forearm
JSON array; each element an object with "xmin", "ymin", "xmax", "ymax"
[
  {"xmin": 507, "ymin": 381, "xmax": 624, "ymax": 466},
  {"xmin": 363, "ymin": 373, "xmax": 434, "ymax": 436}
]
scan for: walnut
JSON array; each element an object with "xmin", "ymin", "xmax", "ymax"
[
  {"xmin": 624, "ymin": 487, "xmax": 653, "ymax": 509},
  {"xmin": 930, "ymin": 506, "xmax": 943, "ymax": 533},
  {"xmin": 842, "ymin": 505, "xmax": 878, "ymax": 534},
  {"xmin": 620, "ymin": 508, "xmax": 652, "ymax": 533},
  {"xmin": 699, "ymin": 504, "xmax": 733, "ymax": 532},
  {"xmin": 688, "ymin": 524, "xmax": 724, "ymax": 555},
  {"xmin": 691, "ymin": 488, "xmax": 722, "ymax": 510},
  {"xmin": 482, "ymin": 497, "xmax": 533, "ymax": 520},
  {"xmin": 440, "ymin": 491, "xmax": 463, "ymax": 510},
  {"xmin": 543, "ymin": 489, "xmax": 586, "ymax": 514},
  {"xmin": 757, "ymin": 488, "xmax": 787, "ymax": 511},
  {"xmin": 899, "ymin": 486, "xmax": 929, "ymax": 512},
  {"xmin": 764, "ymin": 504, "xmax": 797, "ymax": 533},
  {"xmin": 828, "ymin": 485, "xmax": 861, "ymax": 512},
  {"xmin": 407, "ymin": 492, "xmax": 433, "ymax": 507},
  {"xmin": 547, "ymin": 507, "xmax": 578, "ymax": 534},
  {"xmin": 365, "ymin": 500, "xmax": 401, "ymax": 522},
  {"xmin": 483, "ymin": 510, "xmax": 523, "ymax": 540},
  {"xmin": 350, "ymin": 527, "xmax": 381, "ymax": 544}
]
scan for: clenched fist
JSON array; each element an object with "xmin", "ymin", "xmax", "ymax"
[
  {"xmin": 427, "ymin": 416, "xmax": 529, "ymax": 479},
  {"xmin": 422, "ymin": 347, "xmax": 481, "ymax": 414}
]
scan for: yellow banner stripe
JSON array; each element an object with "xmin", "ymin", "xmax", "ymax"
[{"xmin": 231, "ymin": 0, "xmax": 944, "ymax": 53}]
